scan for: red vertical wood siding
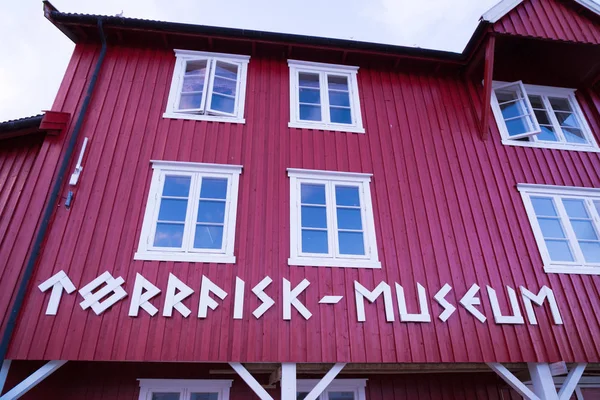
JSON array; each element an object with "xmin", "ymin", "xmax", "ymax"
[
  {"xmin": 493, "ymin": 0, "xmax": 600, "ymax": 43},
  {"xmin": 5, "ymin": 31, "xmax": 600, "ymax": 363},
  {"xmin": 3, "ymin": 361, "xmax": 519, "ymax": 400}
]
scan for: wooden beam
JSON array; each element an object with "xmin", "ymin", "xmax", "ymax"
[
  {"xmin": 557, "ymin": 363, "xmax": 586, "ymax": 400},
  {"xmin": 0, "ymin": 360, "xmax": 10, "ymax": 395},
  {"xmin": 0, "ymin": 360, "xmax": 66, "ymax": 400},
  {"xmin": 281, "ymin": 363, "xmax": 296, "ymax": 400},
  {"xmin": 487, "ymin": 363, "xmax": 540, "ymax": 400},
  {"xmin": 229, "ymin": 363, "xmax": 274, "ymax": 400},
  {"xmin": 528, "ymin": 363, "xmax": 559, "ymax": 400},
  {"xmin": 303, "ymin": 363, "xmax": 346, "ymax": 400},
  {"xmin": 480, "ymin": 35, "xmax": 496, "ymax": 140}
]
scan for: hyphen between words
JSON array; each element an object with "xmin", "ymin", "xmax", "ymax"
[{"xmin": 38, "ymin": 270, "xmax": 563, "ymax": 326}]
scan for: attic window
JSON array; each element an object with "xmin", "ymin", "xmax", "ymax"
[
  {"xmin": 491, "ymin": 81, "xmax": 599, "ymax": 152},
  {"xmin": 164, "ymin": 50, "xmax": 249, "ymax": 123}
]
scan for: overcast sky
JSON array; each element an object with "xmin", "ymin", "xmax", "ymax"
[{"xmin": 0, "ymin": 0, "xmax": 517, "ymax": 121}]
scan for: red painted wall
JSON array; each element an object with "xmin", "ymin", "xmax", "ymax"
[
  {"xmin": 3, "ymin": 361, "xmax": 518, "ymax": 400},
  {"xmin": 492, "ymin": 0, "xmax": 600, "ymax": 43},
  {"xmin": 5, "ymin": 4, "xmax": 600, "ymax": 363}
]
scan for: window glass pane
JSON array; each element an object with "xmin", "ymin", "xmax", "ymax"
[
  {"xmin": 300, "ymin": 104, "xmax": 322, "ymax": 121},
  {"xmin": 197, "ymin": 200, "xmax": 226, "ymax": 223},
  {"xmin": 152, "ymin": 393, "xmax": 181, "ymax": 400},
  {"xmin": 301, "ymin": 184, "xmax": 326, "ymax": 205},
  {"xmin": 200, "ymin": 178, "xmax": 228, "ymax": 199},
  {"xmin": 194, "ymin": 225, "xmax": 224, "ymax": 249},
  {"xmin": 531, "ymin": 197, "xmax": 557, "ymax": 216},
  {"xmin": 328, "ymin": 75, "xmax": 349, "ymax": 90},
  {"xmin": 210, "ymin": 93, "xmax": 235, "ymax": 114},
  {"xmin": 337, "ymin": 208, "xmax": 362, "ymax": 230},
  {"xmin": 545, "ymin": 239, "xmax": 574, "ymax": 262},
  {"xmin": 154, "ymin": 223, "xmax": 185, "ymax": 247},
  {"xmin": 563, "ymin": 199, "xmax": 588, "ymax": 218},
  {"xmin": 297, "ymin": 393, "xmax": 309, "ymax": 400},
  {"xmin": 533, "ymin": 110, "xmax": 551, "ymax": 125},
  {"xmin": 580, "ymin": 242, "xmax": 600, "ymax": 263},
  {"xmin": 528, "ymin": 95, "xmax": 544, "ymax": 109},
  {"xmin": 339, "ymin": 231, "xmax": 365, "ymax": 255},
  {"xmin": 538, "ymin": 218, "xmax": 566, "ymax": 238},
  {"xmin": 595, "ymin": 200, "xmax": 600, "ymax": 215},
  {"xmin": 302, "ymin": 229, "xmax": 329, "ymax": 253},
  {"xmin": 300, "ymin": 88, "xmax": 321, "ymax": 104},
  {"xmin": 496, "ymin": 91, "xmax": 527, "ymax": 119},
  {"xmin": 158, "ymin": 199, "xmax": 189, "ymax": 222},
  {"xmin": 330, "ymin": 107, "xmax": 352, "ymax": 124},
  {"xmin": 537, "ymin": 126, "xmax": 558, "ymax": 142},
  {"xmin": 302, "ymin": 205, "xmax": 327, "ymax": 228},
  {"xmin": 562, "ymin": 127, "xmax": 587, "ymax": 144},
  {"xmin": 213, "ymin": 77, "xmax": 237, "ymax": 97},
  {"xmin": 505, "ymin": 117, "xmax": 532, "ymax": 137},
  {"xmin": 328, "ymin": 391, "xmax": 355, "ymax": 400},
  {"xmin": 179, "ymin": 93, "xmax": 203, "ymax": 110},
  {"xmin": 214, "ymin": 61, "xmax": 238, "ymax": 80},
  {"xmin": 299, "ymin": 73, "xmax": 320, "ymax": 88},
  {"xmin": 548, "ymin": 97, "xmax": 571, "ymax": 112},
  {"xmin": 179, "ymin": 60, "xmax": 207, "ymax": 110},
  {"xmin": 329, "ymin": 91, "xmax": 350, "ymax": 107},
  {"xmin": 190, "ymin": 393, "xmax": 219, "ymax": 400},
  {"xmin": 571, "ymin": 220, "xmax": 598, "ymax": 240},
  {"xmin": 335, "ymin": 186, "xmax": 360, "ymax": 206},
  {"xmin": 554, "ymin": 112, "xmax": 580, "ymax": 128},
  {"xmin": 164, "ymin": 176, "xmax": 191, "ymax": 197}
]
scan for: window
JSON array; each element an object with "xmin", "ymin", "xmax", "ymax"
[
  {"xmin": 491, "ymin": 82, "xmax": 598, "ymax": 152},
  {"xmin": 137, "ymin": 379, "xmax": 232, "ymax": 400},
  {"xmin": 288, "ymin": 60, "xmax": 364, "ymax": 133},
  {"xmin": 296, "ymin": 379, "xmax": 367, "ymax": 400},
  {"xmin": 164, "ymin": 50, "xmax": 249, "ymax": 123},
  {"xmin": 135, "ymin": 161, "xmax": 242, "ymax": 263},
  {"xmin": 288, "ymin": 169, "xmax": 380, "ymax": 268},
  {"xmin": 518, "ymin": 184, "xmax": 600, "ymax": 275}
]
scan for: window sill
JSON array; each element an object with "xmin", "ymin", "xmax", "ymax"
[
  {"xmin": 288, "ymin": 257, "xmax": 381, "ymax": 269},
  {"xmin": 134, "ymin": 251, "xmax": 236, "ymax": 264},
  {"xmin": 288, "ymin": 121, "xmax": 365, "ymax": 134},
  {"xmin": 501, "ymin": 140, "xmax": 600, "ymax": 153},
  {"xmin": 544, "ymin": 265, "xmax": 600, "ymax": 275},
  {"xmin": 163, "ymin": 112, "xmax": 245, "ymax": 124}
]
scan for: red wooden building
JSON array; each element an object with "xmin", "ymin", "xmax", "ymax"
[{"xmin": 1, "ymin": 0, "xmax": 600, "ymax": 398}]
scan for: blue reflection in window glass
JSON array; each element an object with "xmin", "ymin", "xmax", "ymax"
[
  {"xmin": 194, "ymin": 225, "xmax": 224, "ymax": 249},
  {"xmin": 302, "ymin": 230, "xmax": 328, "ymax": 253},
  {"xmin": 214, "ymin": 62, "xmax": 238, "ymax": 80},
  {"xmin": 339, "ymin": 231, "xmax": 365, "ymax": 255},
  {"xmin": 179, "ymin": 93, "xmax": 203, "ymax": 110},
  {"xmin": 299, "ymin": 73, "xmax": 319, "ymax": 88},
  {"xmin": 562, "ymin": 128, "xmax": 587, "ymax": 144},
  {"xmin": 211, "ymin": 94, "xmax": 235, "ymax": 114},
  {"xmin": 531, "ymin": 197, "xmax": 556, "ymax": 216},
  {"xmin": 299, "ymin": 88, "xmax": 320, "ymax": 104},
  {"xmin": 158, "ymin": 199, "xmax": 189, "ymax": 222},
  {"xmin": 328, "ymin": 91, "xmax": 350, "ymax": 107},
  {"xmin": 301, "ymin": 206, "xmax": 327, "ymax": 228},
  {"xmin": 335, "ymin": 186, "xmax": 360, "ymax": 206},
  {"xmin": 330, "ymin": 107, "xmax": 352, "ymax": 124},
  {"xmin": 154, "ymin": 223, "xmax": 185, "ymax": 247},
  {"xmin": 152, "ymin": 393, "xmax": 182, "ymax": 400},
  {"xmin": 580, "ymin": 242, "xmax": 600, "ymax": 263},
  {"xmin": 212, "ymin": 77, "xmax": 236, "ymax": 96},
  {"xmin": 537, "ymin": 218, "xmax": 565, "ymax": 238},
  {"xmin": 190, "ymin": 394, "xmax": 219, "ymax": 400},
  {"xmin": 537, "ymin": 126, "xmax": 558, "ymax": 141},
  {"xmin": 563, "ymin": 199, "xmax": 588, "ymax": 218},
  {"xmin": 505, "ymin": 117, "xmax": 530, "ymax": 136},
  {"xmin": 201, "ymin": 178, "xmax": 227, "ymax": 199},
  {"xmin": 301, "ymin": 184, "xmax": 326, "ymax": 204},
  {"xmin": 337, "ymin": 208, "xmax": 362, "ymax": 230},
  {"xmin": 545, "ymin": 239, "xmax": 574, "ymax": 261},
  {"xmin": 571, "ymin": 220, "xmax": 598, "ymax": 240},
  {"xmin": 197, "ymin": 200, "xmax": 226, "ymax": 223},
  {"xmin": 327, "ymin": 76, "xmax": 348, "ymax": 90},
  {"xmin": 300, "ymin": 105, "xmax": 322, "ymax": 121}
]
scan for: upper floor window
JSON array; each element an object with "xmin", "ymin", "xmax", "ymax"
[
  {"xmin": 137, "ymin": 379, "xmax": 232, "ymax": 400},
  {"xmin": 135, "ymin": 161, "xmax": 242, "ymax": 263},
  {"xmin": 491, "ymin": 82, "xmax": 598, "ymax": 152},
  {"xmin": 518, "ymin": 184, "xmax": 600, "ymax": 275},
  {"xmin": 288, "ymin": 168, "xmax": 380, "ymax": 269},
  {"xmin": 297, "ymin": 379, "xmax": 367, "ymax": 400},
  {"xmin": 164, "ymin": 50, "xmax": 249, "ymax": 123},
  {"xmin": 288, "ymin": 60, "xmax": 364, "ymax": 134}
]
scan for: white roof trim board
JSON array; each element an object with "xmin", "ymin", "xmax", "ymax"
[{"xmin": 482, "ymin": 0, "xmax": 600, "ymax": 23}]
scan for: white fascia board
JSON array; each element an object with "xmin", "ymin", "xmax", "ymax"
[{"xmin": 574, "ymin": 0, "xmax": 600, "ymax": 15}]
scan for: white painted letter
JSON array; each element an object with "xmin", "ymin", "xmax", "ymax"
[
  {"xmin": 79, "ymin": 271, "xmax": 128, "ymax": 315},
  {"xmin": 521, "ymin": 286, "xmax": 563, "ymax": 325},
  {"xmin": 283, "ymin": 278, "xmax": 312, "ymax": 320},
  {"xmin": 128, "ymin": 273, "xmax": 161, "ymax": 317},
  {"xmin": 354, "ymin": 281, "xmax": 395, "ymax": 322},
  {"xmin": 486, "ymin": 285, "xmax": 524, "ymax": 324},
  {"xmin": 233, "ymin": 277, "xmax": 245, "ymax": 320},
  {"xmin": 198, "ymin": 276, "xmax": 228, "ymax": 318},
  {"xmin": 38, "ymin": 270, "xmax": 76, "ymax": 315},
  {"xmin": 395, "ymin": 283, "xmax": 431, "ymax": 322},
  {"xmin": 459, "ymin": 284, "xmax": 486, "ymax": 323},
  {"xmin": 434, "ymin": 284, "xmax": 456, "ymax": 322},
  {"xmin": 252, "ymin": 276, "xmax": 275, "ymax": 319},
  {"xmin": 163, "ymin": 273, "xmax": 194, "ymax": 318}
]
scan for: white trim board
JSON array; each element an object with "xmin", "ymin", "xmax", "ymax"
[{"xmin": 482, "ymin": 0, "xmax": 600, "ymax": 23}]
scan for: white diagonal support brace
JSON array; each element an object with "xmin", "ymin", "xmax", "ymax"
[
  {"xmin": 303, "ymin": 363, "xmax": 346, "ymax": 400},
  {"xmin": 0, "ymin": 360, "xmax": 11, "ymax": 395},
  {"xmin": 487, "ymin": 363, "xmax": 540, "ymax": 400},
  {"xmin": 558, "ymin": 363, "xmax": 586, "ymax": 400},
  {"xmin": 229, "ymin": 363, "xmax": 274, "ymax": 400},
  {"xmin": 0, "ymin": 360, "xmax": 67, "ymax": 400}
]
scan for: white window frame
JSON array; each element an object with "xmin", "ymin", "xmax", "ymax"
[
  {"xmin": 288, "ymin": 168, "xmax": 380, "ymax": 269},
  {"xmin": 297, "ymin": 379, "xmax": 367, "ymax": 400},
  {"xmin": 138, "ymin": 379, "xmax": 232, "ymax": 400},
  {"xmin": 288, "ymin": 60, "xmax": 365, "ymax": 134},
  {"xmin": 135, "ymin": 161, "xmax": 242, "ymax": 263},
  {"xmin": 518, "ymin": 183, "xmax": 600, "ymax": 275},
  {"xmin": 491, "ymin": 81, "xmax": 599, "ymax": 152},
  {"xmin": 164, "ymin": 50, "xmax": 250, "ymax": 123}
]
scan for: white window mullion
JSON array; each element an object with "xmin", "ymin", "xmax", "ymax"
[
  {"xmin": 182, "ymin": 174, "xmax": 201, "ymax": 252},
  {"xmin": 220, "ymin": 176, "xmax": 233, "ymax": 254},
  {"xmin": 359, "ymin": 184, "xmax": 370, "ymax": 258},
  {"xmin": 204, "ymin": 59, "xmax": 217, "ymax": 113},
  {"xmin": 543, "ymin": 95, "xmax": 567, "ymax": 143},
  {"xmin": 554, "ymin": 196, "xmax": 586, "ymax": 265},
  {"xmin": 320, "ymin": 73, "xmax": 331, "ymax": 124},
  {"xmin": 327, "ymin": 182, "xmax": 337, "ymax": 258}
]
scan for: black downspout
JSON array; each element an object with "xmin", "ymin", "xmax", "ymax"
[{"xmin": 0, "ymin": 19, "xmax": 107, "ymax": 363}]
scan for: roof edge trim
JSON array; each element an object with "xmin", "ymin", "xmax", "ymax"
[{"xmin": 482, "ymin": 0, "xmax": 600, "ymax": 23}]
